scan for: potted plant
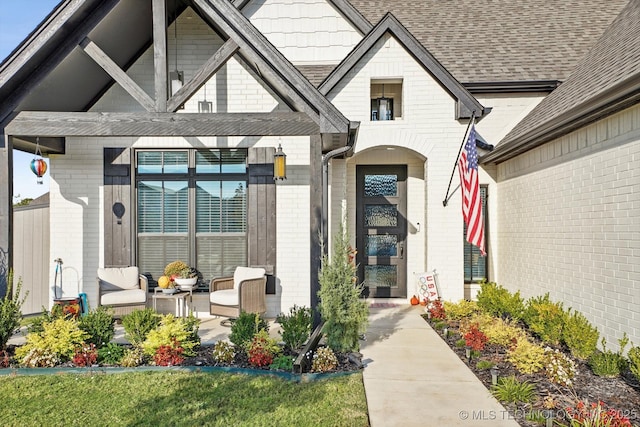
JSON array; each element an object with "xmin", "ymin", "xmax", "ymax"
[{"xmin": 174, "ymin": 267, "xmax": 198, "ymax": 289}]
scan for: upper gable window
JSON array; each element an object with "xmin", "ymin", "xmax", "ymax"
[{"xmin": 371, "ymin": 80, "xmax": 403, "ymax": 121}]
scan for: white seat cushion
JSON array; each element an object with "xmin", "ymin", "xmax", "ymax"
[
  {"xmin": 233, "ymin": 267, "xmax": 265, "ymax": 289},
  {"xmin": 209, "ymin": 289, "xmax": 239, "ymax": 306},
  {"xmin": 101, "ymin": 289, "xmax": 146, "ymax": 305},
  {"xmin": 98, "ymin": 267, "xmax": 140, "ymax": 291}
]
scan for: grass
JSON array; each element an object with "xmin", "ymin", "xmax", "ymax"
[{"xmin": 0, "ymin": 371, "xmax": 369, "ymax": 426}]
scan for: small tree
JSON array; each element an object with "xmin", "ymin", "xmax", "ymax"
[
  {"xmin": 318, "ymin": 223, "xmax": 368, "ymax": 353},
  {"xmin": 0, "ymin": 270, "xmax": 28, "ymax": 349}
]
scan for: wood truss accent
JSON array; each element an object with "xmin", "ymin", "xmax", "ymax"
[
  {"xmin": 79, "ymin": 38, "xmax": 156, "ymax": 112},
  {"xmin": 318, "ymin": 13, "xmax": 486, "ymax": 120},
  {"xmin": 167, "ymin": 39, "xmax": 239, "ymax": 112},
  {"xmin": 6, "ymin": 111, "xmax": 319, "ymax": 137},
  {"xmin": 326, "ymin": 0, "xmax": 373, "ymax": 34},
  {"xmin": 152, "ymin": 0, "xmax": 168, "ymax": 112}
]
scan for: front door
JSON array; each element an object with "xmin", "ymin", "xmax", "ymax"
[{"xmin": 356, "ymin": 165, "xmax": 407, "ymax": 298}]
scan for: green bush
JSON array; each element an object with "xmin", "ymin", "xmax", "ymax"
[
  {"xmin": 0, "ymin": 270, "xmax": 28, "ymax": 349},
  {"xmin": 476, "ymin": 360, "xmax": 494, "ymax": 370},
  {"xmin": 120, "ymin": 347, "xmax": 145, "ymax": 367},
  {"xmin": 276, "ymin": 305, "xmax": 312, "ymax": 350},
  {"xmin": 97, "ymin": 342, "xmax": 125, "ymax": 365},
  {"xmin": 443, "ymin": 300, "xmax": 480, "ymax": 320},
  {"xmin": 522, "ymin": 294, "xmax": 566, "ymax": 345},
  {"xmin": 26, "ymin": 307, "xmax": 57, "ymax": 335},
  {"xmin": 476, "ymin": 281, "xmax": 525, "ymax": 321},
  {"xmin": 141, "ymin": 314, "xmax": 200, "ymax": 357},
  {"xmin": 628, "ymin": 346, "xmax": 640, "ymax": 382},
  {"xmin": 15, "ymin": 317, "xmax": 88, "ymax": 367},
  {"xmin": 318, "ymin": 223, "xmax": 368, "ymax": 353},
  {"xmin": 588, "ymin": 336, "xmax": 628, "ymax": 377},
  {"xmin": 270, "ymin": 355, "xmax": 294, "ymax": 372},
  {"xmin": 78, "ymin": 306, "xmax": 115, "ymax": 349},
  {"xmin": 562, "ymin": 309, "xmax": 599, "ymax": 360},
  {"xmin": 229, "ymin": 312, "xmax": 268, "ymax": 350},
  {"xmin": 491, "ymin": 376, "xmax": 536, "ymax": 404},
  {"xmin": 121, "ymin": 308, "xmax": 161, "ymax": 346},
  {"xmin": 506, "ymin": 338, "xmax": 546, "ymax": 374},
  {"xmin": 482, "ymin": 318, "xmax": 525, "ymax": 348}
]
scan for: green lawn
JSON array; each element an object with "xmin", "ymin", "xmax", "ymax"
[{"xmin": 0, "ymin": 371, "xmax": 369, "ymax": 426}]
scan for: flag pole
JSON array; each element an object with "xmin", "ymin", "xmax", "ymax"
[{"xmin": 442, "ymin": 111, "xmax": 475, "ymax": 207}]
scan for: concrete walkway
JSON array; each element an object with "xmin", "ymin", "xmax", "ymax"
[{"xmin": 361, "ymin": 303, "xmax": 519, "ymax": 427}]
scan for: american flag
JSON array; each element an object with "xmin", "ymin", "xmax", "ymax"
[{"xmin": 457, "ymin": 124, "xmax": 486, "ymax": 256}]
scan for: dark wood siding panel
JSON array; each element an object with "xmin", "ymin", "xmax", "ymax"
[
  {"xmin": 103, "ymin": 147, "xmax": 132, "ymax": 267},
  {"xmin": 248, "ymin": 147, "xmax": 276, "ymax": 293}
]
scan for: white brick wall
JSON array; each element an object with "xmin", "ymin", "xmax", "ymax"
[
  {"xmin": 242, "ymin": 0, "xmax": 362, "ymax": 64},
  {"xmin": 496, "ymin": 103, "xmax": 640, "ymax": 348}
]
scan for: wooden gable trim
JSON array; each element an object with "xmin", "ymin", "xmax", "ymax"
[
  {"xmin": 167, "ymin": 39, "xmax": 240, "ymax": 112},
  {"xmin": 6, "ymin": 111, "xmax": 320, "ymax": 137},
  {"xmin": 318, "ymin": 13, "xmax": 487, "ymax": 120},
  {"xmin": 80, "ymin": 38, "xmax": 156, "ymax": 112},
  {"xmin": 192, "ymin": 0, "xmax": 350, "ymax": 135},
  {"xmin": 327, "ymin": 0, "xmax": 373, "ymax": 35}
]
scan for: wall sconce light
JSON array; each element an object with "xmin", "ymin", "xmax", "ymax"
[
  {"xmin": 490, "ymin": 367, "xmax": 499, "ymax": 385},
  {"xmin": 273, "ymin": 143, "xmax": 286, "ymax": 180}
]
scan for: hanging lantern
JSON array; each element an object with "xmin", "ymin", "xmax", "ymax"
[
  {"xmin": 273, "ymin": 143, "xmax": 286, "ymax": 180},
  {"xmin": 31, "ymin": 138, "xmax": 47, "ymax": 184}
]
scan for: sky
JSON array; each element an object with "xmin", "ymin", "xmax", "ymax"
[{"xmin": 1, "ymin": 0, "xmax": 61, "ymax": 202}]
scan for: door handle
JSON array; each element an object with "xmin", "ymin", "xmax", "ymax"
[{"xmin": 399, "ymin": 244, "xmax": 404, "ymax": 259}]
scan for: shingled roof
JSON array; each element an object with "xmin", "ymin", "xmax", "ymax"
[
  {"xmin": 482, "ymin": 0, "xmax": 640, "ymax": 163},
  {"xmin": 347, "ymin": 0, "xmax": 629, "ymax": 84}
]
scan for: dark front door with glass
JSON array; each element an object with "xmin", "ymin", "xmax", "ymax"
[{"xmin": 356, "ymin": 165, "xmax": 407, "ymax": 298}]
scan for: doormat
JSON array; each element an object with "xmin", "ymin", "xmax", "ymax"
[{"xmin": 369, "ymin": 302, "xmax": 399, "ymax": 308}]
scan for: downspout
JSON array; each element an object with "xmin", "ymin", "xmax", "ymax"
[{"xmin": 321, "ymin": 122, "xmax": 359, "ymax": 255}]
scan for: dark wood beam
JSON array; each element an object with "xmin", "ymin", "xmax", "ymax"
[
  {"xmin": 152, "ymin": 0, "xmax": 168, "ymax": 112},
  {"xmin": 167, "ymin": 39, "xmax": 239, "ymax": 112},
  {"xmin": 327, "ymin": 0, "xmax": 372, "ymax": 34},
  {"xmin": 10, "ymin": 136, "xmax": 65, "ymax": 155},
  {"xmin": 6, "ymin": 111, "xmax": 320, "ymax": 137},
  {"xmin": 309, "ymin": 134, "xmax": 323, "ymax": 327},
  {"xmin": 79, "ymin": 37, "xmax": 156, "ymax": 112},
  {"xmin": 0, "ymin": 130, "xmax": 12, "ymax": 298}
]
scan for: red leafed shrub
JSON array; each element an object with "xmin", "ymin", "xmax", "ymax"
[
  {"xmin": 464, "ymin": 324, "xmax": 488, "ymax": 351},
  {"xmin": 153, "ymin": 338, "xmax": 185, "ymax": 366},
  {"xmin": 565, "ymin": 400, "xmax": 632, "ymax": 427},
  {"xmin": 72, "ymin": 343, "xmax": 98, "ymax": 367},
  {"xmin": 248, "ymin": 330, "xmax": 279, "ymax": 368},
  {"xmin": 428, "ymin": 299, "xmax": 446, "ymax": 320}
]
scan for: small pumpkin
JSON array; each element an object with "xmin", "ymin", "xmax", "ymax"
[
  {"xmin": 157, "ymin": 275, "xmax": 171, "ymax": 289},
  {"xmin": 410, "ymin": 295, "xmax": 419, "ymax": 305}
]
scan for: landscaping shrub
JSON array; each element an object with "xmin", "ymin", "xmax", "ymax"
[
  {"xmin": 464, "ymin": 324, "xmax": 488, "ymax": 351},
  {"xmin": 476, "ymin": 360, "xmax": 494, "ymax": 370},
  {"xmin": 490, "ymin": 376, "xmax": 536, "ymax": 404},
  {"xmin": 628, "ymin": 346, "xmax": 640, "ymax": 382},
  {"xmin": 25, "ymin": 307, "xmax": 57, "ymax": 334},
  {"xmin": 312, "ymin": 346, "xmax": 338, "ymax": 372},
  {"xmin": 506, "ymin": 338, "xmax": 546, "ymax": 374},
  {"xmin": 588, "ymin": 336, "xmax": 628, "ymax": 378},
  {"xmin": 428, "ymin": 299, "xmax": 446, "ymax": 320},
  {"xmin": 212, "ymin": 340, "xmax": 235, "ymax": 364},
  {"xmin": 247, "ymin": 329, "xmax": 281, "ymax": 368},
  {"xmin": 72, "ymin": 343, "xmax": 98, "ymax": 367},
  {"xmin": 97, "ymin": 342, "xmax": 125, "ymax": 365},
  {"xmin": 120, "ymin": 347, "xmax": 145, "ymax": 367},
  {"xmin": 523, "ymin": 294, "xmax": 566, "ymax": 345},
  {"xmin": 0, "ymin": 270, "xmax": 27, "ymax": 350},
  {"xmin": 276, "ymin": 305, "xmax": 312, "ymax": 350},
  {"xmin": 153, "ymin": 337, "xmax": 185, "ymax": 366},
  {"xmin": 141, "ymin": 314, "xmax": 200, "ymax": 357},
  {"xmin": 476, "ymin": 281, "xmax": 525, "ymax": 321},
  {"xmin": 544, "ymin": 347, "xmax": 577, "ymax": 387},
  {"xmin": 15, "ymin": 317, "xmax": 88, "ymax": 367},
  {"xmin": 121, "ymin": 308, "xmax": 160, "ymax": 346},
  {"xmin": 318, "ymin": 223, "xmax": 368, "ymax": 353},
  {"xmin": 443, "ymin": 300, "xmax": 480, "ymax": 320},
  {"xmin": 78, "ymin": 306, "xmax": 115, "ymax": 349},
  {"xmin": 482, "ymin": 318, "xmax": 525, "ymax": 348},
  {"xmin": 562, "ymin": 309, "xmax": 599, "ymax": 360},
  {"xmin": 229, "ymin": 311, "xmax": 268, "ymax": 350},
  {"xmin": 565, "ymin": 400, "xmax": 634, "ymax": 427},
  {"xmin": 270, "ymin": 355, "xmax": 294, "ymax": 371}
]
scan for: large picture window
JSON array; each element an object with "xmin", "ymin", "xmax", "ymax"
[
  {"xmin": 463, "ymin": 185, "xmax": 488, "ymax": 282},
  {"xmin": 136, "ymin": 149, "xmax": 248, "ymax": 287}
]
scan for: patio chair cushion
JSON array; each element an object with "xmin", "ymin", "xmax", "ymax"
[
  {"xmin": 233, "ymin": 267, "xmax": 266, "ymax": 289},
  {"xmin": 209, "ymin": 289, "xmax": 239, "ymax": 306},
  {"xmin": 101, "ymin": 289, "xmax": 147, "ymax": 305},
  {"xmin": 98, "ymin": 267, "xmax": 140, "ymax": 291}
]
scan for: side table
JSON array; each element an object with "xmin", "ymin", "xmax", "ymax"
[{"xmin": 152, "ymin": 288, "xmax": 193, "ymax": 317}]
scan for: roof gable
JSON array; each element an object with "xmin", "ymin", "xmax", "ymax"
[
  {"xmin": 318, "ymin": 13, "xmax": 487, "ymax": 120},
  {"xmin": 483, "ymin": 0, "xmax": 640, "ymax": 163}
]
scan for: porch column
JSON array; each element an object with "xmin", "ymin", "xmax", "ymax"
[
  {"xmin": 0, "ymin": 130, "xmax": 12, "ymax": 297},
  {"xmin": 310, "ymin": 134, "xmax": 322, "ymax": 327}
]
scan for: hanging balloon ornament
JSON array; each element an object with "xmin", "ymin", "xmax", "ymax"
[{"xmin": 30, "ymin": 139, "xmax": 48, "ymax": 184}]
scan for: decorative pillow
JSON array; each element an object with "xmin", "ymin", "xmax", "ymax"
[
  {"xmin": 98, "ymin": 267, "xmax": 140, "ymax": 291},
  {"xmin": 232, "ymin": 267, "xmax": 265, "ymax": 289}
]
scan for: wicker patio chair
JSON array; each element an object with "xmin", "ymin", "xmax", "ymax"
[
  {"xmin": 97, "ymin": 266, "xmax": 148, "ymax": 317},
  {"xmin": 209, "ymin": 266, "xmax": 266, "ymax": 318}
]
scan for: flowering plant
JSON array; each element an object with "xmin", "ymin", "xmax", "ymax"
[
  {"xmin": 566, "ymin": 400, "xmax": 632, "ymax": 427},
  {"xmin": 544, "ymin": 346, "xmax": 577, "ymax": 386}
]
